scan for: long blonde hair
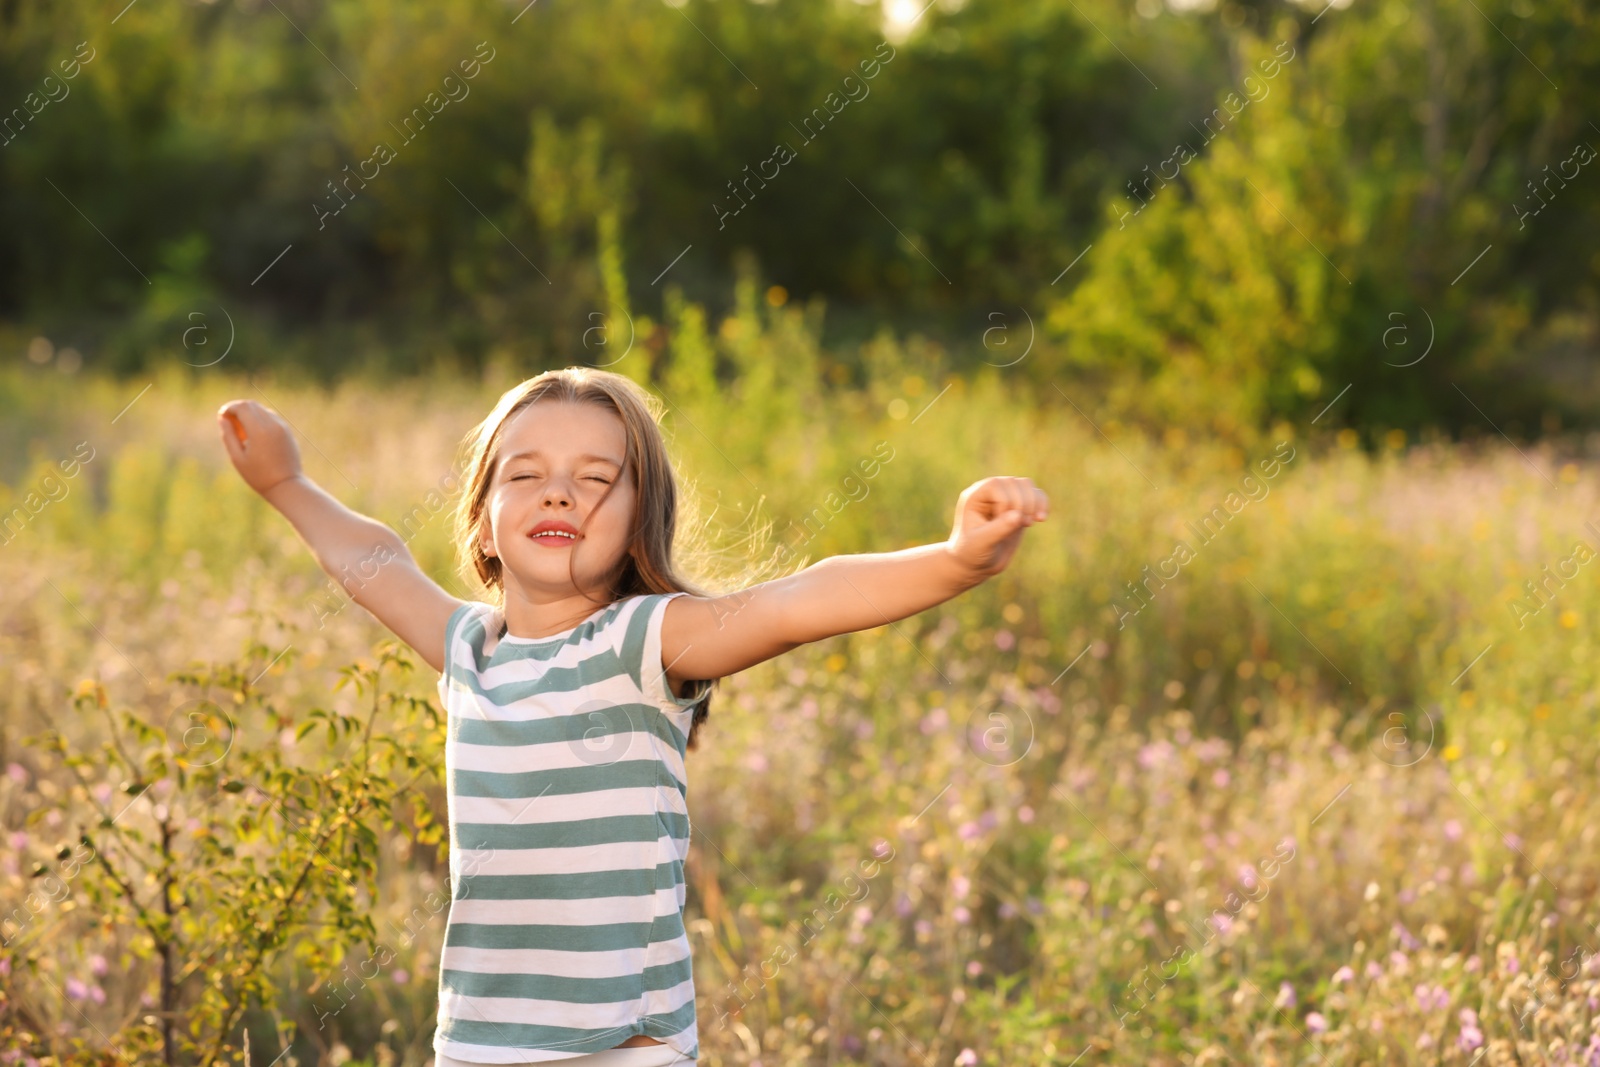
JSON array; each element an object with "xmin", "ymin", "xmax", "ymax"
[{"xmin": 451, "ymin": 367, "xmax": 718, "ymax": 749}]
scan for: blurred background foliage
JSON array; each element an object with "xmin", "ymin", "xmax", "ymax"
[{"xmin": 2, "ymin": 0, "xmax": 1597, "ymax": 441}]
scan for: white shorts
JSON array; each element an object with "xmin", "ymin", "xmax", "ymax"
[{"xmin": 434, "ymin": 1044, "xmax": 694, "ymax": 1067}]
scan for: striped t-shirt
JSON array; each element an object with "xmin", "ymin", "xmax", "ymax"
[{"xmin": 432, "ymin": 591, "xmax": 711, "ymax": 1063}]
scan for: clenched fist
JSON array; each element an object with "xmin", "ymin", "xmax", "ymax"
[
  {"xmin": 217, "ymin": 399, "xmax": 303, "ymax": 496},
  {"xmin": 945, "ymin": 476, "xmax": 1049, "ymax": 580}
]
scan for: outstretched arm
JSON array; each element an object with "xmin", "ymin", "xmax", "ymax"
[
  {"xmin": 660, "ymin": 476, "xmax": 1048, "ymax": 691},
  {"xmin": 217, "ymin": 400, "xmax": 463, "ymax": 674}
]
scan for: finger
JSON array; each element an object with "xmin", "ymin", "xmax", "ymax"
[
  {"xmin": 1032, "ymin": 486, "xmax": 1049, "ymax": 520},
  {"xmin": 218, "ymin": 413, "xmax": 245, "ymax": 459},
  {"xmin": 1001, "ymin": 477, "xmax": 1027, "ymax": 522},
  {"xmin": 218, "ymin": 400, "xmax": 252, "ymax": 439},
  {"xmin": 969, "ymin": 478, "xmax": 1004, "ymax": 521},
  {"xmin": 223, "ymin": 409, "xmax": 248, "ymax": 445}
]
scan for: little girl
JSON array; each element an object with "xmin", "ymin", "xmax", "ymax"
[{"xmin": 218, "ymin": 367, "xmax": 1047, "ymax": 1066}]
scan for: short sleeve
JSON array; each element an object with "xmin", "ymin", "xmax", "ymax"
[
  {"xmin": 435, "ymin": 600, "xmax": 482, "ymax": 704},
  {"xmin": 640, "ymin": 592, "xmax": 712, "ymax": 711}
]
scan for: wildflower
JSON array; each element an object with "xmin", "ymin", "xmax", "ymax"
[
  {"xmin": 1017, "ymin": 805, "xmax": 1034, "ymax": 824},
  {"xmin": 392, "ymin": 969, "xmax": 409, "ymax": 985},
  {"xmin": 958, "ymin": 821, "xmax": 982, "ymax": 841},
  {"xmin": 1305, "ymin": 1012, "xmax": 1328, "ymax": 1034},
  {"xmin": 995, "ymin": 630, "xmax": 1015, "ymax": 651},
  {"xmin": 1331, "ymin": 966, "xmax": 1354, "ymax": 985},
  {"xmin": 1414, "ymin": 983, "xmax": 1449, "ymax": 1012},
  {"xmin": 1464, "ymin": 955, "xmax": 1481, "ymax": 973},
  {"xmin": 5, "ymin": 764, "xmax": 27, "ymax": 784},
  {"xmin": 854, "ymin": 906, "xmax": 872, "ymax": 925},
  {"xmin": 1212, "ymin": 769, "xmax": 1230, "ymax": 788},
  {"xmin": 1137, "ymin": 740, "xmax": 1174, "ymax": 770},
  {"xmin": 920, "ymin": 708, "xmax": 949, "ymax": 735},
  {"xmin": 65, "ymin": 978, "xmax": 88, "ymax": 1000},
  {"xmin": 915, "ymin": 920, "xmax": 934, "ymax": 938},
  {"xmin": 1503, "ymin": 832, "xmax": 1523, "ymax": 851},
  {"xmin": 1443, "ymin": 819, "xmax": 1463, "ymax": 841},
  {"xmin": 87, "ymin": 985, "xmax": 105, "ymax": 1005},
  {"xmin": 1388, "ymin": 951, "xmax": 1410, "ymax": 974},
  {"xmin": 1365, "ymin": 961, "xmax": 1384, "ymax": 979},
  {"xmin": 1393, "ymin": 923, "xmax": 1421, "ymax": 951},
  {"xmin": 744, "ymin": 753, "xmax": 769, "ymax": 773},
  {"xmin": 895, "ymin": 893, "xmax": 914, "ymax": 917},
  {"xmin": 966, "ymin": 961, "xmax": 983, "ymax": 977},
  {"xmin": 7, "ymin": 832, "xmax": 25, "ymax": 852},
  {"xmin": 998, "ymin": 901, "xmax": 1017, "ymax": 919},
  {"xmin": 1275, "ymin": 982, "xmax": 1297, "ymax": 1010},
  {"xmin": 1458, "ymin": 1007, "xmax": 1484, "ymax": 1051},
  {"xmin": 1210, "ymin": 914, "xmax": 1233, "ymax": 936},
  {"xmin": 1417, "ymin": 1033, "xmax": 1434, "ymax": 1049},
  {"xmin": 953, "ymin": 906, "xmax": 972, "ymax": 924},
  {"xmin": 841, "ymin": 1035, "xmax": 863, "ymax": 1054},
  {"xmin": 952, "ymin": 875, "xmax": 972, "ymax": 899},
  {"xmin": 955, "ymin": 1049, "xmax": 978, "ymax": 1066},
  {"xmin": 89, "ymin": 955, "xmax": 107, "ymax": 977},
  {"xmin": 1238, "ymin": 864, "xmax": 1258, "ymax": 890}
]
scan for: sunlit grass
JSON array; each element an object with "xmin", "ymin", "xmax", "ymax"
[{"xmin": 2, "ymin": 334, "xmax": 1597, "ymax": 1065}]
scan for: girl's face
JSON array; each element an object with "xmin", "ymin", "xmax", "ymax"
[{"xmin": 479, "ymin": 400, "xmax": 635, "ymax": 599}]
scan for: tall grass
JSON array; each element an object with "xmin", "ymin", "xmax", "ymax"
[{"xmin": 2, "ymin": 306, "xmax": 1598, "ymax": 1065}]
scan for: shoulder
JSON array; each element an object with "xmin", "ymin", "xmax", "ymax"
[
  {"xmin": 612, "ymin": 592, "xmax": 711, "ymax": 711},
  {"xmin": 437, "ymin": 600, "xmax": 497, "ymax": 682},
  {"xmin": 608, "ymin": 591, "xmax": 685, "ymax": 657},
  {"xmin": 442, "ymin": 600, "xmax": 496, "ymax": 648}
]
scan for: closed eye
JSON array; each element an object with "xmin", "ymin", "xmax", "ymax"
[{"xmin": 508, "ymin": 474, "xmax": 610, "ymax": 483}]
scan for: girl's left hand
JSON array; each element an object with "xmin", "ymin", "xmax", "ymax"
[{"xmin": 946, "ymin": 476, "xmax": 1049, "ymax": 580}]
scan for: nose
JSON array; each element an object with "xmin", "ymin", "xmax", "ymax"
[{"xmin": 541, "ymin": 479, "xmax": 575, "ymax": 509}]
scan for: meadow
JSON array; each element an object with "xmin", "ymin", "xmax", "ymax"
[{"xmin": 2, "ymin": 306, "xmax": 1599, "ymax": 1066}]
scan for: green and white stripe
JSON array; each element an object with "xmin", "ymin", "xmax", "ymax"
[{"xmin": 432, "ymin": 592, "xmax": 707, "ymax": 1063}]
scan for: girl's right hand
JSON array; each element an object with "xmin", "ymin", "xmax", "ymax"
[{"xmin": 217, "ymin": 399, "xmax": 303, "ymax": 496}]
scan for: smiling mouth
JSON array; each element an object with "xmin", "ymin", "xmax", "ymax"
[{"xmin": 529, "ymin": 530, "xmax": 579, "ymax": 547}]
